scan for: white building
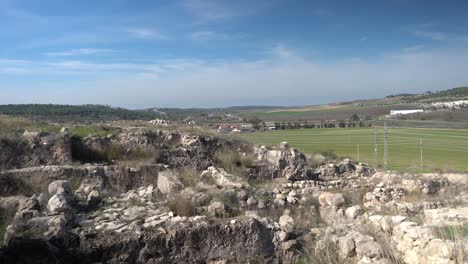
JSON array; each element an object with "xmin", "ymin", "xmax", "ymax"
[{"xmin": 389, "ymin": 109, "xmax": 424, "ymax": 115}]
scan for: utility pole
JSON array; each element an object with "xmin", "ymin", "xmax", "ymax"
[
  {"xmin": 357, "ymin": 143, "xmax": 360, "ymax": 161},
  {"xmin": 383, "ymin": 118, "xmax": 388, "ymax": 170},
  {"xmin": 420, "ymin": 137, "xmax": 423, "ymax": 169},
  {"xmin": 374, "ymin": 128, "xmax": 378, "ymax": 168}
]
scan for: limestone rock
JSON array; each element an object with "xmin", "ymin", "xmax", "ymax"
[
  {"xmin": 157, "ymin": 170, "xmax": 183, "ymax": 194},
  {"xmin": 208, "ymin": 201, "xmax": 226, "ymax": 217}
]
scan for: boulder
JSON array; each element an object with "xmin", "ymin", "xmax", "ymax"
[
  {"xmin": 47, "ymin": 193, "xmax": 70, "ymax": 213},
  {"xmin": 48, "ymin": 180, "xmax": 71, "ymax": 196},
  {"xmin": 208, "ymin": 201, "xmax": 226, "ymax": 218},
  {"xmin": 279, "ymin": 214, "xmax": 295, "ymax": 232},
  {"xmin": 246, "ymin": 197, "xmax": 258, "ymax": 207},
  {"xmin": 338, "ymin": 236, "xmax": 356, "ymax": 258},
  {"xmin": 345, "ymin": 205, "xmax": 363, "ymax": 219},
  {"xmin": 157, "ymin": 170, "xmax": 183, "ymax": 195},
  {"xmin": 87, "ymin": 190, "xmax": 101, "ymax": 206},
  {"xmin": 319, "ymin": 192, "xmax": 345, "ymax": 208}
]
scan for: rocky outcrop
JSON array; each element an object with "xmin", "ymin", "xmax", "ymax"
[
  {"xmin": 157, "ymin": 170, "xmax": 183, "ymax": 194},
  {"xmin": 0, "ymin": 133, "xmax": 72, "ymax": 170},
  {"xmin": 0, "ymin": 164, "xmax": 160, "ymax": 194}
]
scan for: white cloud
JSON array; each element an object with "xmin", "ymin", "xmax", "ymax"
[
  {"xmin": 402, "ymin": 45, "xmax": 425, "ymax": 52},
  {"xmin": 44, "ymin": 48, "xmax": 114, "ymax": 56},
  {"xmin": 2, "ymin": 45, "xmax": 468, "ymax": 108},
  {"xmin": 126, "ymin": 28, "xmax": 167, "ymax": 39},
  {"xmin": 414, "ymin": 30, "xmax": 447, "ymax": 41},
  {"xmin": 189, "ymin": 31, "xmax": 228, "ymax": 41}
]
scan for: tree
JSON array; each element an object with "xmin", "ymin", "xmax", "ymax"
[{"xmin": 350, "ymin": 113, "xmax": 360, "ymax": 121}]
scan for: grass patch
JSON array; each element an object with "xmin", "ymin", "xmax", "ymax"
[
  {"xmin": 359, "ymin": 224, "xmax": 405, "ymax": 264},
  {"xmin": 0, "ymin": 175, "xmax": 36, "ymax": 197},
  {"xmin": 178, "ymin": 166, "xmax": 199, "ymax": 187},
  {"xmin": 242, "ymin": 127, "xmax": 468, "ymax": 172},
  {"xmin": 342, "ymin": 189, "xmax": 368, "ymax": 207},
  {"xmin": 69, "ymin": 125, "xmax": 121, "ymax": 138},
  {"xmin": 432, "ymin": 224, "xmax": 468, "ymax": 241},
  {"xmin": 0, "ymin": 207, "xmax": 16, "ymax": 246},
  {"xmin": 214, "ymin": 148, "xmax": 253, "ymax": 176},
  {"xmin": 432, "ymin": 224, "xmax": 467, "ymax": 262},
  {"xmin": 167, "ymin": 194, "xmax": 197, "ymax": 217},
  {"xmin": 298, "ymin": 239, "xmax": 341, "ymax": 264},
  {"xmin": 71, "ymin": 139, "xmax": 156, "ymax": 164},
  {"xmin": 211, "ymin": 191, "xmax": 239, "ymax": 218}
]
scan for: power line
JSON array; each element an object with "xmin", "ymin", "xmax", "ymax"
[
  {"xmin": 420, "ymin": 137, "xmax": 423, "ymax": 169},
  {"xmin": 384, "ymin": 118, "xmax": 388, "ymax": 170},
  {"xmin": 374, "ymin": 128, "xmax": 378, "ymax": 168}
]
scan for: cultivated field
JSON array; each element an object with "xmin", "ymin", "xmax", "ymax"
[{"xmin": 243, "ymin": 127, "xmax": 468, "ymax": 172}]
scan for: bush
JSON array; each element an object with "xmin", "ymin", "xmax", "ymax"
[
  {"xmin": 0, "ymin": 175, "xmax": 35, "ymax": 197},
  {"xmin": 167, "ymin": 195, "xmax": 196, "ymax": 217},
  {"xmin": 0, "ymin": 207, "xmax": 16, "ymax": 246},
  {"xmin": 431, "ymin": 224, "xmax": 467, "ymax": 262},
  {"xmin": 214, "ymin": 148, "xmax": 253, "ymax": 176},
  {"xmin": 178, "ymin": 166, "xmax": 199, "ymax": 187},
  {"xmin": 211, "ymin": 191, "xmax": 239, "ymax": 218}
]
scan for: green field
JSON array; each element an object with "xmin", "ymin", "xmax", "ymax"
[{"xmin": 242, "ymin": 128, "xmax": 468, "ymax": 172}]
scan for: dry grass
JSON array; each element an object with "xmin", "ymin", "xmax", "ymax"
[
  {"xmin": 214, "ymin": 148, "xmax": 253, "ymax": 176},
  {"xmin": 431, "ymin": 224, "xmax": 467, "ymax": 263},
  {"xmin": 178, "ymin": 166, "xmax": 199, "ymax": 187},
  {"xmin": 342, "ymin": 189, "xmax": 368, "ymax": 207},
  {"xmin": 359, "ymin": 224, "xmax": 405, "ymax": 264},
  {"xmin": 167, "ymin": 194, "xmax": 197, "ymax": 217},
  {"xmin": 0, "ymin": 174, "xmax": 36, "ymax": 197},
  {"xmin": 298, "ymin": 239, "xmax": 341, "ymax": 264},
  {"xmin": 0, "ymin": 207, "xmax": 16, "ymax": 246}
]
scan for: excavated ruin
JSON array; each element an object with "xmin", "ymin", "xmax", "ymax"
[{"xmin": 0, "ymin": 129, "xmax": 467, "ymax": 264}]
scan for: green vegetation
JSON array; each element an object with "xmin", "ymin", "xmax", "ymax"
[
  {"xmin": 167, "ymin": 194, "xmax": 197, "ymax": 217},
  {"xmin": 0, "ymin": 104, "xmax": 157, "ymax": 121},
  {"xmin": 244, "ymin": 104, "xmax": 419, "ymax": 122},
  {"xmin": 432, "ymin": 224, "xmax": 468, "ymax": 241},
  {"xmin": 243, "ymin": 127, "xmax": 468, "ymax": 172},
  {"xmin": 398, "ymin": 87, "xmax": 468, "ymax": 103},
  {"xmin": 0, "ymin": 175, "xmax": 35, "ymax": 196},
  {"xmin": 68, "ymin": 126, "xmax": 121, "ymax": 137},
  {"xmin": 214, "ymin": 148, "xmax": 253, "ymax": 176},
  {"xmin": 431, "ymin": 224, "xmax": 467, "ymax": 262},
  {"xmin": 178, "ymin": 166, "xmax": 199, "ymax": 187}
]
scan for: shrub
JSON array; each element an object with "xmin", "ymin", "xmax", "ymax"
[
  {"xmin": 431, "ymin": 224, "xmax": 467, "ymax": 262},
  {"xmin": 178, "ymin": 166, "xmax": 199, "ymax": 187},
  {"xmin": 0, "ymin": 174, "xmax": 35, "ymax": 196},
  {"xmin": 342, "ymin": 189, "xmax": 368, "ymax": 207},
  {"xmin": 214, "ymin": 148, "xmax": 253, "ymax": 176},
  {"xmin": 167, "ymin": 195, "xmax": 196, "ymax": 217},
  {"xmin": 0, "ymin": 207, "xmax": 15, "ymax": 246},
  {"xmin": 359, "ymin": 224, "xmax": 405, "ymax": 263},
  {"xmin": 211, "ymin": 191, "xmax": 239, "ymax": 218},
  {"xmin": 298, "ymin": 238, "xmax": 340, "ymax": 264}
]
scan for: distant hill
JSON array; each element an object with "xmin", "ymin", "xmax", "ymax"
[
  {"xmin": 393, "ymin": 87, "xmax": 468, "ymax": 103},
  {"xmin": 0, "ymin": 104, "xmax": 157, "ymax": 122}
]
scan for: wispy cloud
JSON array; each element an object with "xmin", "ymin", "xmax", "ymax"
[
  {"xmin": 125, "ymin": 28, "xmax": 167, "ymax": 40},
  {"xmin": 414, "ymin": 30, "xmax": 447, "ymax": 41},
  {"xmin": 182, "ymin": 0, "xmax": 271, "ymax": 22},
  {"xmin": 44, "ymin": 48, "xmax": 115, "ymax": 57},
  {"xmin": 189, "ymin": 31, "xmax": 228, "ymax": 41},
  {"xmin": 403, "ymin": 45, "xmax": 425, "ymax": 52}
]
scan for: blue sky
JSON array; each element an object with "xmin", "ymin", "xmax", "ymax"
[{"xmin": 1, "ymin": 0, "xmax": 468, "ymax": 108}]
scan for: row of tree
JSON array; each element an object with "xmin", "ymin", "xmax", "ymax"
[{"xmin": 273, "ymin": 120, "xmax": 371, "ymax": 130}]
